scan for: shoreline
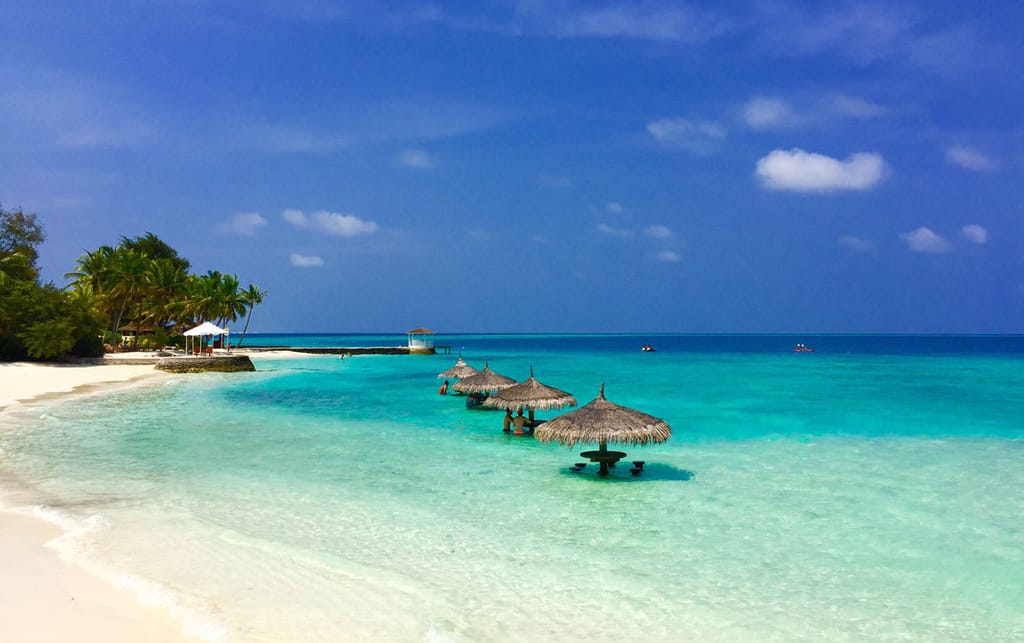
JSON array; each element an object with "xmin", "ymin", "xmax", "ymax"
[
  {"xmin": 0, "ymin": 357, "xmax": 210, "ymax": 642},
  {"xmin": 0, "ymin": 360, "xmax": 168, "ymax": 413},
  {"xmin": 0, "ymin": 508, "xmax": 198, "ymax": 643},
  {"xmin": 0, "ymin": 350, "xmax": 319, "ymax": 642}
]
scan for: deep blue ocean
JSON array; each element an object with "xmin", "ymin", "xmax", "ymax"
[
  {"xmin": 2, "ymin": 334, "xmax": 1022, "ymax": 642},
  {"xmin": 241, "ymin": 331, "xmax": 1024, "ymax": 355}
]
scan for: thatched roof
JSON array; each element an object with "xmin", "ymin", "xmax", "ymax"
[
  {"xmin": 437, "ymin": 355, "xmax": 479, "ymax": 380},
  {"xmin": 482, "ymin": 367, "xmax": 577, "ymax": 411},
  {"xmin": 534, "ymin": 384, "xmax": 671, "ymax": 448},
  {"xmin": 407, "ymin": 327, "xmax": 435, "ymax": 334},
  {"xmin": 450, "ymin": 361, "xmax": 516, "ymax": 393}
]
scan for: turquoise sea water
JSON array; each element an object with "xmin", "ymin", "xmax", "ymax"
[{"xmin": 2, "ymin": 334, "xmax": 1024, "ymax": 642}]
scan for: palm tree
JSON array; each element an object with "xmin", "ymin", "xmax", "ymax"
[
  {"xmin": 67, "ymin": 245, "xmax": 120, "ymax": 339},
  {"xmin": 119, "ymin": 232, "xmax": 190, "ymax": 272},
  {"xmin": 213, "ymin": 273, "xmax": 245, "ymax": 328},
  {"xmin": 106, "ymin": 248, "xmax": 149, "ymax": 339},
  {"xmin": 0, "ymin": 250, "xmax": 30, "ymax": 286},
  {"xmin": 235, "ymin": 284, "xmax": 267, "ymax": 347},
  {"xmin": 143, "ymin": 257, "xmax": 188, "ymax": 332},
  {"xmin": 184, "ymin": 271, "xmax": 238, "ymax": 325}
]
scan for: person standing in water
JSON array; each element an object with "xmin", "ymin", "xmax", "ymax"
[
  {"xmin": 503, "ymin": 408, "xmax": 513, "ymax": 433},
  {"xmin": 512, "ymin": 408, "xmax": 527, "ymax": 435},
  {"xmin": 438, "ymin": 380, "xmax": 449, "ymax": 395}
]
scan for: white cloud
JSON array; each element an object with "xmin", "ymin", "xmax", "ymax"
[
  {"xmin": 647, "ymin": 117, "xmax": 726, "ymax": 154},
  {"xmin": 596, "ymin": 223, "xmax": 633, "ymax": 237},
  {"xmin": 398, "ymin": 148, "xmax": 435, "ymax": 169},
  {"xmin": 755, "ymin": 148, "xmax": 886, "ymax": 192},
  {"xmin": 282, "ymin": 209, "xmax": 307, "ymax": 226},
  {"xmin": 217, "ymin": 212, "xmax": 267, "ymax": 236},
  {"xmin": 900, "ymin": 227, "xmax": 950, "ymax": 253},
  {"xmin": 752, "ymin": 3, "xmax": 986, "ymax": 77},
  {"xmin": 0, "ymin": 65, "xmax": 156, "ymax": 149},
  {"xmin": 232, "ymin": 122, "xmax": 352, "ymax": 153},
  {"xmin": 290, "ymin": 253, "xmax": 324, "ymax": 267},
  {"xmin": 656, "ymin": 250, "xmax": 682, "ymax": 263},
  {"xmin": 839, "ymin": 235, "xmax": 876, "ymax": 251},
  {"xmin": 829, "ymin": 94, "xmax": 887, "ymax": 119},
  {"xmin": 743, "ymin": 97, "xmax": 798, "ymax": 129},
  {"xmin": 515, "ymin": 4, "xmax": 729, "ymax": 43},
  {"xmin": 945, "ymin": 145, "xmax": 997, "ymax": 172},
  {"xmin": 961, "ymin": 224, "xmax": 988, "ymax": 244},
  {"xmin": 282, "ymin": 209, "xmax": 378, "ymax": 237},
  {"xmin": 48, "ymin": 194, "xmax": 95, "ymax": 210},
  {"xmin": 607, "ymin": 202, "xmax": 625, "ymax": 214},
  {"xmin": 645, "ymin": 225, "xmax": 672, "ymax": 238},
  {"xmin": 742, "ymin": 94, "xmax": 887, "ymax": 131},
  {"xmin": 316, "ymin": 212, "xmax": 378, "ymax": 236},
  {"xmin": 538, "ymin": 174, "xmax": 573, "ymax": 188}
]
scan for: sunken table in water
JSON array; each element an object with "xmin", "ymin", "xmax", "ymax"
[{"xmin": 579, "ymin": 450, "xmax": 627, "ymax": 476}]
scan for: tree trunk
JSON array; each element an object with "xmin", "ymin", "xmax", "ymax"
[{"xmin": 237, "ymin": 309, "xmax": 254, "ymax": 347}]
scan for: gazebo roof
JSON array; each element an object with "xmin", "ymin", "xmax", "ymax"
[
  {"xmin": 437, "ymin": 355, "xmax": 478, "ymax": 380},
  {"xmin": 183, "ymin": 321, "xmax": 229, "ymax": 336},
  {"xmin": 406, "ymin": 327, "xmax": 435, "ymax": 334},
  {"xmin": 534, "ymin": 384, "xmax": 671, "ymax": 448},
  {"xmin": 451, "ymin": 361, "xmax": 516, "ymax": 394},
  {"xmin": 482, "ymin": 367, "xmax": 577, "ymax": 411}
]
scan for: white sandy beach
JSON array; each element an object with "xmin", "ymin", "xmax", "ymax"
[
  {"xmin": 0, "ymin": 358, "xmax": 191, "ymax": 642},
  {"xmin": 0, "ymin": 360, "xmax": 165, "ymax": 412},
  {"xmin": 0, "ymin": 510, "xmax": 193, "ymax": 643}
]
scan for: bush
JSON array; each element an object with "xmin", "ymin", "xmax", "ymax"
[
  {"xmin": 71, "ymin": 333, "xmax": 105, "ymax": 358},
  {"xmin": 19, "ymin": 319, "xmax": 75, "ymax": 360}
]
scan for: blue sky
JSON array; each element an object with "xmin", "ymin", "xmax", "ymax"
[{"xmin": 2, "ymin": 0, "xmax": 1022, "ymax": 333}]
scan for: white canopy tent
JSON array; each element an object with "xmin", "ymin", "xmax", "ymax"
[{"xmin": 183, "ymin": 321, "xmax": 229, "ymax": 356}]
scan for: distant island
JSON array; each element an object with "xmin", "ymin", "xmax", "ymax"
[{"xmin": 0, "ymin": 203, "xmax": 266, "ymax": 361}]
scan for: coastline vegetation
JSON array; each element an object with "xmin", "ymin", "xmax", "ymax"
[{"xmin": 0, "ymin": 204, "xmax": 266, "ymax": 361}]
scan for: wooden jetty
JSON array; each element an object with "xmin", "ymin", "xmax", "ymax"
[{"xmin": 246, "ymin": 346, "xmax": 449, "ymax": 355}]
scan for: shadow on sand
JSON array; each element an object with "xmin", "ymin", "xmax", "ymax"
[{"xmin": 562, "ymin": 461, "xmax": 694, "ymax": 482}]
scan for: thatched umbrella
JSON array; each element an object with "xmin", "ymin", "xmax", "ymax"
[
  {"xmin": 535, "ymin": 384, "xmax": 671, "ymax": 476},
  {"xmin": 481, "ymin": 366, "xmax": 577, "ymax": 424},
  {"xmin": 437, "ymin": 354, "xmax": 478, "ymax": 380},
  {"xmin": 450, "ymin": 360, "xmax": 516, "ymax": 394}
]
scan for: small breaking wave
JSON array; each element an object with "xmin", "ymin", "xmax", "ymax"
[{"xmin": 23, "ymin": 504, "xmax": 229, "ymax": 642}]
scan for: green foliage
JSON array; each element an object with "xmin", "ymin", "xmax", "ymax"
[
  {"xmin": 0, "ymin": 205, "xmax": 105, "ymax": 361},
  {"xmin": 236, "ymin": 284, "xmax": 268, "ymax": 347},
  {"xmin": 19, "ymin": 319, "xmax": 75, "ymax": 360},
  {"xmin": 0, "ymin": 278, "xmax": 65, "ymax": 360},
  {"xmin": 0, "ymin": 204, "xmax": 45, "ymax": 279},
  {"xmin": 136, "ymin": 328, "xmax": 170, "ymax": 351},
  {"xmin": 72, "ymin": 332, "xmax": 105, "ymax": 358},
  {"xmin": 1, "ymin": 208, "xmax": 267, "ymax": 360},
  {"xmin": 119, "ymin": 232, "xmax": 190, "ymax": 273},
  {"xmin": 1, "ymin": 205, "xmax": 45, "ymax": 284}
]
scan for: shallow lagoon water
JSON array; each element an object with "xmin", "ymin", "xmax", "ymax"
[{"xmin": 2, "ymin": 335, "xmax": 1023, "ymax": 641}]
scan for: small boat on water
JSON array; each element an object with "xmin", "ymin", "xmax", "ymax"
[
  {"xmin": 641, "ymin": 344, "xmax": 656, "ymax": 352},
  {"xmin": 793, "ymin": 343, "xmax": 815, "ymax": 353}
]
